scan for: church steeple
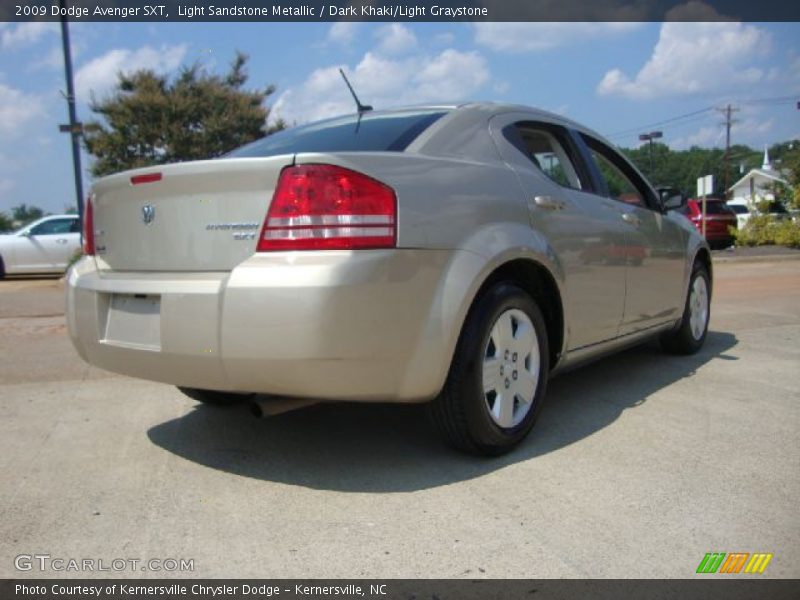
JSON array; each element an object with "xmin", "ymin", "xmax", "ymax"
[{"xmin": 762, "ymin": 145, "xmax": 772, "ymax": 171}]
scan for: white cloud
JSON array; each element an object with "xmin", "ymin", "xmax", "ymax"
[
  {"xmin": 672, "ymin": 126, "xmax": 725, "ymax": 149},
  {"xmin": 272, "ymin": 48, "xmax": 489, "ymax": 125},
  {"xmin": 433, "ymin": 32, "xmax": 456, "ymax": 46},
  {"xmin": 493, "ymin": 81, "xmax": 510, "ymax": 95},
  {"xmin": 672, "ymin": 114, "xmax": 775, "ymax": 150},
  {"xmin": 74, "ymin": 44, "xmax": 188, "ymax": 101},
  {"xmin": 597, "ymin": 22, "xmax": 771, "ymax": 99},
  {"xmin": 327, "ymin": 22, "xmax": 359, "ymax": 45},
  {"xmin": 474, "ymin": 22, "xmax": 641, "ymax": 53},
  {"xmin": 0, "ymin": 83, "xmax": 44, "ymax": 136},
  {"xmin": 0, "ymin": 22, "xmax": 58, "ymax": 50},
  {"xmin": 787, "ymin": 54, "xmax": 800, "ymax": 92},
  {"xmin": 374, "ymin": 24, "xmax": 417, "ymax": 55},
  {"xmin": 30, "ymin": 45, "xmax": 64, "ymax": 71}
]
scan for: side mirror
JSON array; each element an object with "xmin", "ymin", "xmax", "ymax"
[
  {"xmin": 662, "ymin": 194, "xmax": 685, "ymax": 211},
  {"xmin": 20, "ymin": 230, "xmax": 32, "ymax": 237}
]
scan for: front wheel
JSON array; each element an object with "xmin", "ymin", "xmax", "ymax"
[
  {"xmin": 660, "ymin": 262, "xmax": 711, "ymax": 355},
  {"xmin": 429, "ymin": 283, "xmax": 550, "ymax": 456}
]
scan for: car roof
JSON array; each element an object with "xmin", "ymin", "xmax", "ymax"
[{"xmin": 329, "ymin": 101, "xmax": 609, "ymax": 143}]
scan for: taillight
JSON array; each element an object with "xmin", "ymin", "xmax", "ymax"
[
  {"xmin": 257, "ymin": 164, "xmax": 396, "ymax": 251},
  {"xmin": 83, "ymin": 195, "xmax": 95, "ymax": 255}
]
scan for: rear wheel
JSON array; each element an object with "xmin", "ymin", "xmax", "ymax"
[
  {"xmin": 0, "ymin": 256, "xmax": 5, "ymax": 279},
  {"xmin": 660, "ymin": 262, "xmax": 710, "ymax": 355},
  {"xmin": 176, "ymin": 387, "xmax": 253, "ymax": 406},
  {"xmin": 430, "ymin": 283, "xmax": 549, "ymax": 456}
]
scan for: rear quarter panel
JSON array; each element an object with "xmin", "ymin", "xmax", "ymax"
[{"xmin": 293, "ymin": 151, "xmax": 565, "ymax": 394}]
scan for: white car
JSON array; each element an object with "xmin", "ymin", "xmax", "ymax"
[
  {"xmin": 727, "ymin": 200, "xmax": 790, "ymax": 229},
  {"xmin": 0, "ymin": 214, "xmax": 81, "ymax": 277},
  {"xmin": 727, "ymin": 203, "xmax": 752, "ymax": 229}
]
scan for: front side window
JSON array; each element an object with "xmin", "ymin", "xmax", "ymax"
[{"xmin": 582, "ymin": 135, "xmax": 657, "ymax": 210}]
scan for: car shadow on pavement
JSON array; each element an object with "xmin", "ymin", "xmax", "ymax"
[{"xmin": 147, "ymin": 330, "xmax": 737, "ymax": 493}]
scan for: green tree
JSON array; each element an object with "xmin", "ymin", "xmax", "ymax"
[
  {"xmin": 11, "ymin": 204, "xmax": 44, "ymax": 226},
  {"xmin": 622, "ymin": 143, "xmax": 760, "ymax": 198},
  {"xmin": 0, "ymin": 211, "xmax": 14, "ymax": 232},
  {"xmin": 778, "ymin": 142, "xmax": 800, "ymax": 210},
  {"xmin": 84, "ymin": 52, "xmax": 285, "ymax": 177}
]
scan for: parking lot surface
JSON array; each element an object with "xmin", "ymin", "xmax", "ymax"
[{"xmin": 1, "ymin": 260, "xmax": 798, "ymax": 578}]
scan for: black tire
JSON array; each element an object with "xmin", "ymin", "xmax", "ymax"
[
  {"xmin": 0, "ymin": 256, "xmax": 5, "ymax": 279},
  {"xmin": 660, "ymin": 262, "xmax": 711, "ymax": 355},
  {"xmin": 429, "ymin": 282, "xmax": 550, "ymax": 456},
  {"xmin": 176, "ymin": 387, "xmax": 253, "ymax": 406}
]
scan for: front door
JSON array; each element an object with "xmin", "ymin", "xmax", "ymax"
[{"xmin": 490, "ymin": 116, "xmax": 628, "ymax": 349}]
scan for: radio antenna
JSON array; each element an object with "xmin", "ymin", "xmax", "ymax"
[{"xmin": 339, "ymin": 68, "xmax": 372, "ymax": 114}]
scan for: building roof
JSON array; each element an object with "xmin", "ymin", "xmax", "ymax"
[{"xmin": 728, "ymin": 168, "xmax": 789, "ymax": 192}]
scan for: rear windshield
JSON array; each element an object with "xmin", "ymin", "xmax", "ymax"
[
  {"xmin": 697, "ymin": 201, "xmax": 733, "ymax": 215},
  {"xmin": 227, "ymin": 110, "xmax": 448, "ymax": 158}
]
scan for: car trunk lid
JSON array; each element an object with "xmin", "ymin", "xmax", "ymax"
[{"xmin": 91, "ymin": 156, "xmax": 293, "ymax": 272}]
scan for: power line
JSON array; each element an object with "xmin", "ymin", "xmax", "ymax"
[
  {"xmin": 605, "ymin": 94, "xmax": 799, "ymax": 142},
  {"xmin": 741, "ymin": 95, "xmax": 799, "ymax": 106},
  {"xmin": 606, "ymin": 106, "xmax": 715, "ymax": 139},
  {"xmin": 610, "ymin": 113, "xmax": 715, "ymax": 143}
]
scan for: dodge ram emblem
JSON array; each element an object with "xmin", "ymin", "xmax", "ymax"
[{"xmin": 142, "ymin": 204, "xmax": 155, "ymax": 225}]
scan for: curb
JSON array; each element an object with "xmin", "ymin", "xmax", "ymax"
[{"xmin": 712, "ymin": 253, "xmax": 800, "ymax": 264}]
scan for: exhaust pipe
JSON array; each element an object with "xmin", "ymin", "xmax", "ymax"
[{"xmin": 250, "ymin": 396, "xmax": 319, "ymax": 418}]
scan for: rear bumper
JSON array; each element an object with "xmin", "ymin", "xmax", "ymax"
[
  {"xmin": 66, "ymin": 249, "xmax": 460, "ymax": 403},
  {"xmin": 692, "ymin": 222, "xmax": 735, "ymax": 243}
]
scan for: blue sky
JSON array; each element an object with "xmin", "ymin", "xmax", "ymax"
[{"xmin": 0, "ymin": 20, "xmax": 799, "ymax": 214}]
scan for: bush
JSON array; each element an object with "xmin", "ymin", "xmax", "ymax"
[
  {"xmin": 732, "ymin": 216, "xmax": 800, "ymax": 248},
  {"xmin": 774, "ymin": 220, "xmax": 800, "ymax": 247}
]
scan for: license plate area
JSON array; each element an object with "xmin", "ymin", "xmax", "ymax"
[{"xmin": 103, "ymin": 293, "xmax": 161, "ymax": 350}]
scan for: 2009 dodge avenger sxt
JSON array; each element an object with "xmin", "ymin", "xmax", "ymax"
[{"xmin": 67, "ymin": 102, "xmax": 711, "ymax": 455}]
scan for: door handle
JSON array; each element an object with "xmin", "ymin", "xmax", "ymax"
[
  {"xmin": 533, "ymin": 196, "xmax": 566, "ymax": 210},
  {"xmin": 621, "ymin": 213, "xmax": 641, "ymax": 226},
  {"xmin": 55, "ymin": 238, "xmax": 68, "ymax": 244}
]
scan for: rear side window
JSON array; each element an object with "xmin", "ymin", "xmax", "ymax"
[
  {"xmin": 227, "ymin": 110, "xmax": 448, "ymax": 158},
  {"xmin": 502, "ymin": 122, "xmax": 588, "ymax": 191}
]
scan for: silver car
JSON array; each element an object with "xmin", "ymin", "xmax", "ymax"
[{"xmin": 66, "ymin": 103, "xmax": 711, "ymax": 455}]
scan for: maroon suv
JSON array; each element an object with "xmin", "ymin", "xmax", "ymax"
[{"xmin": 682, "ymin": 198, "xmax": 737, "ymax": 248}]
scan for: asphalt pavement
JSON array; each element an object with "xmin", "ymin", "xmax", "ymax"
[{"xmin": 0, "ymin": 258, "xmax": 798, "ymax": 579}]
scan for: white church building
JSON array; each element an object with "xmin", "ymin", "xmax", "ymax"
[{"xmin": 728, "ymin": 147, "xmax": 791, "ymax": 207}]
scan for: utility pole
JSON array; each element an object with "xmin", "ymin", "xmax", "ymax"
[
  {"xmin": 58, "ymin": 0, "xmax": 84, "ymax": 229},
  {"xmin": 638, "ymin": 131, "xmax": 663, "ymax": 179},
  {"xmin": 718, "ymin": 104, "xmax": 739, "ymax": 199}
]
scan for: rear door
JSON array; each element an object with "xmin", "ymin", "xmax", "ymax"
[{"xmin": 490, "ymin": 115, "xmax": 627, "ymax": 349}]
